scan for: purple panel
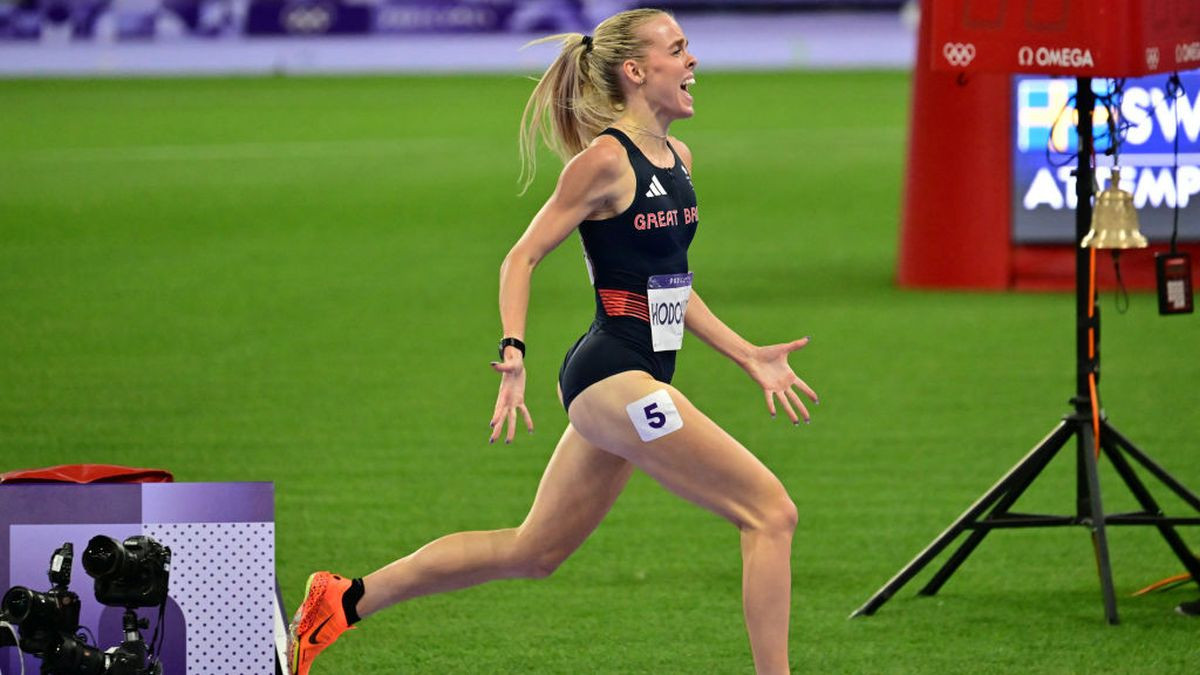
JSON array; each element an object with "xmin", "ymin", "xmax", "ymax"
[
  {"xmin": 141, "ymin": 482, "xmax": 273, "ymax": 523},
  {"xmin": 2, "ymin": 484, "xmax": 275, "ymax": 673},
  {"xmin": 0, "ymin": 485, "xmax": 141, "ymax": 606},
  {"xmin": 6, "ymin": 523, "xmax": 145, "ymax": 674},
  {"xmin": 0, "ymin": 484, "xmax": 141, "ymax": 524}
]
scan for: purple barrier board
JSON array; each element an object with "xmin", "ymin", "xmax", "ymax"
[
  {"xmin": 0, "ymin": 0, "xmax": 591, "ymax": 41},
  {"xmin": 0, "ymin": 482, "xmax": 276, "ymax": 675}
]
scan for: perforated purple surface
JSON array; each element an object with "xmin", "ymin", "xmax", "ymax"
[{"xmin": 145, "ymin": 521, "xmax": 275, "ymax": 673}]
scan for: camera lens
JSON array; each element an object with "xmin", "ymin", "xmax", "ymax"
[
  {"xmin": 1, "ymin": 587, "xmax": 34, "ymax": 623},
  {"xmin": 81, "ymin": 536, "xmax": 122, "ymax": 578},
  {"xmin": 46, "ymin": 634, "xmax": 108, "ymax": 675}
]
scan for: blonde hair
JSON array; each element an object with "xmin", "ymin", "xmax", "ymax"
[{"xmin": 518, "ymin": 8, "xmax": 668, "ymax": 193}]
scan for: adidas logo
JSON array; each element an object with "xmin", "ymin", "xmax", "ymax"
[{"xmin": 645, "ymin": 174, "xmax": 668, "ymax": 198}]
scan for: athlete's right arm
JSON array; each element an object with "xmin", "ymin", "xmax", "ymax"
[{"xmin": 488, "ymin": 139, "xmax": 628, "ymax": 444}]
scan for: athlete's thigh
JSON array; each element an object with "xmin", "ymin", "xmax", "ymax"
[
  {"xmin": 567, "ymin": 371, "xmax": 789, "ymax": 530},
  {"xmin": 516, "ymin": 424, "xmax": 634, "ymax": 551}
]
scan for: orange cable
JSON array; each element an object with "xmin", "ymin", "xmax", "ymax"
[
  {"xmin": 1088, "ymin": 373, "xmax": 1101, "ymax": 458},
  {"xmin": 1087, "ymin": 248, "xmax": 1100, "ymax": 457},
  {"xmin": 1132, "ymin": 572, "xmax": 1193, "ymax": 597}
]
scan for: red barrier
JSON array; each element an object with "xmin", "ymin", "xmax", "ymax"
[{"xmin": 0, "ymin": 464, "xmax": 174, "ymax": 484}]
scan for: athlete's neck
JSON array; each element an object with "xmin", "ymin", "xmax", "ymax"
[{"xmin": 613, "ymin": 115, "xmax": 670, "ymax": 154}]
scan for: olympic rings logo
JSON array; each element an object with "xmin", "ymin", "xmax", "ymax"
[
  {"xmin": 282, "ymin": 2, "xmax": 334, "ymax": 34},
  {"xmin": 1146, "ymin": 47, "xmax": 1161, "ymax": 71},
  {"xmin": 942, "ymin": 42, "xmax": 976, "ymax": 68}
]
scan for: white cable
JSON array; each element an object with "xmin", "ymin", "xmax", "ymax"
[{"xmin": 0, "ymin": 620, "xmax": 26, "ymax": 675}]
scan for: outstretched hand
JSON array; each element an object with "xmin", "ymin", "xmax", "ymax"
[
  {"xmin": 489, "ymin": 353, "xmax": 534, "ymax": 444},
  {"xmin": 743, "ymin": 337, "xmax": 819, "ymax": 425}
]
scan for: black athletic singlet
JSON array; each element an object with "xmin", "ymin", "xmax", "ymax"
[{"xmin": 558, "ymin": 128, "xmax": 699, "ymax": 412}]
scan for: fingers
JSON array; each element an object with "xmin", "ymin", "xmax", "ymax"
[
  {"xmin": 489, "ymin": 402, "xmax": 533, "ymax": 444},
  {"xmin": 490, "ymin": 360, "xmax": 519, "ymax": 374},
  {"xmin": 489, "ymin": 396, "xmax": 506, "ymax": 436},
  {"xmin": 785, "ymin": 387, "xmax": 811, "ymax": 424},
  {"xmin": 793, "ymin": 376, "xmax": 819, "ymax": 404},
  {"xmin": 519, "ymin": 403, "xmax": 534, "ymax": 434},
  {"xmin": 786, "ymin": 336, "xmax": 811, "ymax": 353},
  {"xmin": 776, "ymin": 389, "xmax": 800, "ymax": 425},
  {"xmin": 488, "ymin": 408, "xmax": 504, "ymax": 444},
  {"xmin": 766, "ymin": 385, "xmax": 817, "ymax": 426},
  {"xmin": 505, "ymin": 407, "xmax": 517, "ymax": 444}
]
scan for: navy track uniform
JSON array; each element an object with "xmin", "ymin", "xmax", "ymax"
[{"xmin": 558, "ymin": 128, "xmax": 700, "ymax": 411}]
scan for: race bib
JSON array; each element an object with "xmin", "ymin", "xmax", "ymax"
[
  {"xmin": 647, "ymin": 272, "xmax": 693, "ymax": 352},
  {"xmin": 625, "ymin": 389, "xmax": 684, "ymax": 442}
]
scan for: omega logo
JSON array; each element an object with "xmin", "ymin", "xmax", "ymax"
[
  {"xmin": 1017, "ymin": 45, "xmax": 1094, "ymax": 68},
  {"xmin": 1177, "ymin": 42, "xmax": 1200, "ymax": 64}
]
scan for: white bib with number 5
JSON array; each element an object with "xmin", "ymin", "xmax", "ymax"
[
  {"xmin": 625, "ymin": 389, "xmax": 684, "ymax": 442},
  {"xmin": 647, "ymin": 272, "xmax": 693, "ymax": 352}
]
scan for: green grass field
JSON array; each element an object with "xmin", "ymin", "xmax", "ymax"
[{"xmin": 1, "ymin": 71, "xmax": 1198, "ymax": 673}]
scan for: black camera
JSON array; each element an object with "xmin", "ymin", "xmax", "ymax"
[
  {"xmin": 38, "ymin": 611, "xmax": 162, "ymax": 675},
  {"xmin": 38, "ymin": 633, "xmax": 109, "ymax": 675},
  {"xmin": 0, "ymin": 586, "xmax": 81, "ymax": 654},
  {"xmin": 31, "ymin": 626, "xmax": 161, "ymax": 675},
  {"xmin": 82, "ymin": 536, "xmax": 171, "ymax": 608},
  {"xmin": 0, "ymin": 543, "xmax": 80, "ymax": 655},
  {"xmin": 1, "ymin": 538, "xmax": 168, "ymax": 674}
]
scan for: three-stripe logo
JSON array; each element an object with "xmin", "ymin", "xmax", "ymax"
[{"xmin": 645, "ymin": 175, "xmax": 668, "ymax": 198}]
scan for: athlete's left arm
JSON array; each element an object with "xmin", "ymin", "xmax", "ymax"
[
  {"xmin": 686, "ymin": 291, "xmax": 819, "ymax": 424},
  {"xmin": 673, "ymin": 135, "xmax": 819, "ymax": 423}
]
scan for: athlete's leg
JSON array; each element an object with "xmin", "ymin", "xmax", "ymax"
[
  {"xmin": 567, "ymin": 371, "xmax": 797, "ymax": 675},
  {"xmin": 355, "ymin": 424, "xmax": 633, "ymax": 617}
]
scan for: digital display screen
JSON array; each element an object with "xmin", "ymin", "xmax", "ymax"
[{"xmin": 1013, "ymin": 71, "xmax": 1200, "ymax": 244}]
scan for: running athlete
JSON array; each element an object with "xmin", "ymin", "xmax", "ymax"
[{"xmin": 288, "ymin": 9, "xmax": 817, "ymax": 675}]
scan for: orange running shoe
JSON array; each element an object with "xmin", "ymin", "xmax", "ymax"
[{"xmin": 288, "ymin": 571, "xmax": 355, "ymax": 674}]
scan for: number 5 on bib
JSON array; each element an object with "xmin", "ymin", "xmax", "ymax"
[{"xmin": 626, "ymin": 389, "xmax": 684, "ymax": 442}]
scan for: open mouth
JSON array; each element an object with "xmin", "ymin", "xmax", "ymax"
[{"xmin": 681, "ymin": 77, "xmax": 695, "ymax": 94}]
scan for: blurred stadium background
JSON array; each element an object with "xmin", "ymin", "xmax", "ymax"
[
  {"xmin": 2, "ymin": 1, "xmax": 1198, "ymax": 672},
  {"xmin": 0, "ymin": 0, "xmax": 916, "ymax": 74}
]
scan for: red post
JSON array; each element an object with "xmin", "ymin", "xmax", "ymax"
[{"xmin": 898, "ymin": 6, "xmax": 1013, "ymax": 289}]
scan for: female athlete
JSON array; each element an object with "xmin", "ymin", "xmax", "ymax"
[{"xmin": 288, "ymin": 9, "xmax": 818, "ymax": 674}]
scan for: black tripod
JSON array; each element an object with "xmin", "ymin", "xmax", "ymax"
[{"xmin": 853, "ymin": 77, "xmax": 1200, "ymax": 624}]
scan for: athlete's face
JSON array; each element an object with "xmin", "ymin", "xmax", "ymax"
[{"xmin": 631, "ymin": 15, "xmax": 698, "ymax": 119}]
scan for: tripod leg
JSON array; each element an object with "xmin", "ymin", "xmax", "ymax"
[
  {"xmin": 1099, "ymin": 434, "xmax": 1200, "ymax": 584},
  {"xmin": 919, "ymin": 421, "xmax": 1075, "ymax": 596},
  {"xmin": 851, "ymin": 421, "xmax": 1072, "ymax": 618},
  {"xmin": 1080, "ymin": 424, "xmax": 1119, "ymax": 624},
  {"xmin": 1102, "ymin": 421, "xmax": 1200, "ymax": 512}
]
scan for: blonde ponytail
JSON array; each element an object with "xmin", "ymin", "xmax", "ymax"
[{"xmin": 518, "ymin": 9, "xmax": 667, "ymax": 194}]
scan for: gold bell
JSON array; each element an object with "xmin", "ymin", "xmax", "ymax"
[{"xmin": 1081, "ymin": 168, "xmax": 1148, "ymax": 249}]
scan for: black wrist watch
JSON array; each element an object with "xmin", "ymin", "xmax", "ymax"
[{"xmin": 498, "ymin": 337, "xmax": 526, "ymax": 360}]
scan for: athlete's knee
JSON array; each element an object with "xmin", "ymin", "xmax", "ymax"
[
  {"xmin": 525, "ymin": 549, "xmax": 571, "ymax": 579},
  {"xmin": 512, "ymin": 545, "xmax": 571, "ymax": 579},
  {"xmin": 773, "ymin": 496, "xmax": 799, "ymax": 534},
  {"xmin": 510, "ymin": 530, "xmax": 574, "ymax": 579},
  {"xmin": 745, "ymin": 494, "xmax": 798, "ymax": 538}
]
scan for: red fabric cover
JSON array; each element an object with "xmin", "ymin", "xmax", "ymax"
[{"xmin": 0, "ymin": 464, "xmax": 174, "ymax": 484}]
